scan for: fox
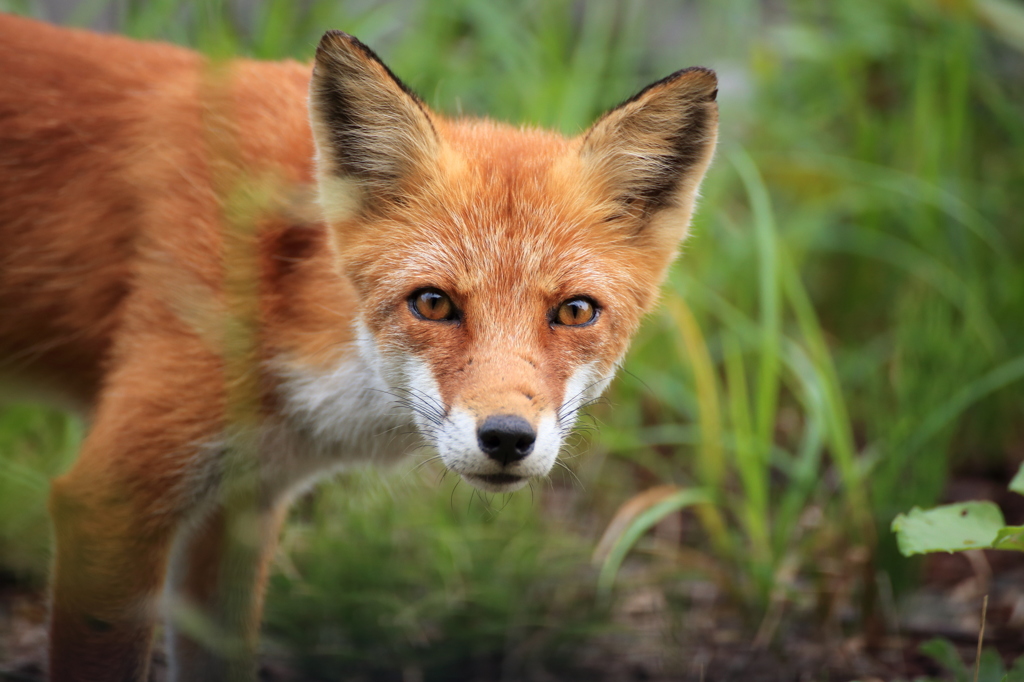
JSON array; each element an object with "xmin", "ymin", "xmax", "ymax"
[{"xmin": 0, "ymin": 12, "xmax": 718, "ymax": 682}]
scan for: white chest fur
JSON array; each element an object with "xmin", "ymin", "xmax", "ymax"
[{"xmin": 263, "ymin": 347, "xmax": 420, "ymax": 501}]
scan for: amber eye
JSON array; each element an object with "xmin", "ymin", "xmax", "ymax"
[
  {"xmin": 554, "ymin": 297, "xmax": 598, "ymax": 326},
  {"xmin": 410, "ymin": 288, "xmax": 458, "ymax": 322}
]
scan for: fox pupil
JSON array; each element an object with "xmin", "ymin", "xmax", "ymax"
[
  {"xmin": 557, "ymin": 298, "xmax": 595, "ymax": 326},
  {"xmin": 412, "ymin": 289, "xmax": 454, "ymax": 321}
]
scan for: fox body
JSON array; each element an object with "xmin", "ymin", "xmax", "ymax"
[{"xmin": 0, "ymin": 13, "xmax": 718, "ymax": 681}]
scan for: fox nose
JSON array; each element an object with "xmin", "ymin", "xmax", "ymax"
[{"xmin": 477, "ymin": 415, "xmax": 536, "ymax": 466}]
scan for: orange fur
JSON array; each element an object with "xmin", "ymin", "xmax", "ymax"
[{"xmin": 0, "ymin": 15, "xmax": 717, "ymax": 681}]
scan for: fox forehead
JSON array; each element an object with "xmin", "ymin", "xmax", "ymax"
[{"xmin": 336, "ymin": 121, "xmax": 655, "ymax": 308}]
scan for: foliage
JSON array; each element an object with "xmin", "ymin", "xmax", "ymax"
[
  {"xmin": 892, "ymin": 463, "xmax": 1024, "ymax": 556},
  {"xmin": 266, "ymin": 469, "xmax": 607, "ymax": 679},
  {"xmin": 0, "ymin": 404, "xmax": 80, "ymax": 580},
  {"xmin": 590, "ymin": 0, "xmax": 1024, "ymax": 615},
  {"xmin": 899, "ymin": 638, "xmax": 1024, "ymax": 682},
  {"xmin": 591, "ymin": 485, "xmax": 714, "ymax": 599}
]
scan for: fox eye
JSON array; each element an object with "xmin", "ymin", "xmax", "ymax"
[
  {"xmin": 410, "ymin": 288, "xmax": 458, "ymax": 322},
  {"xmin": 554, "ymin": 297, "xmax": 598, "ymax": 327}
]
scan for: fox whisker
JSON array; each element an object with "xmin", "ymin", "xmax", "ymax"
[
  {"xmin": 410, "ymin": 454, "xmax": 444, "ymax": 473},
  {"xmin": 553, "ymin": 460, "xmax": 585, "ymax": 491}
]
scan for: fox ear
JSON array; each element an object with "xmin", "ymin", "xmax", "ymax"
[
  {"xmin": 580, "ymin": 67, "xmax": 718, "ymax": 232},
  {"xmin": 309, "ymin": 30, "xmax": 438, "ymax": 220}
]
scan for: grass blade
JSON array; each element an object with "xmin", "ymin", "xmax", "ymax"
[{"xmin": 594, "ymin": 485, "xmax": 713, "ymax": 599}]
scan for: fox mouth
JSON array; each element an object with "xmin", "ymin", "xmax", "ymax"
[{"xmin": 463, "ymin": 472, "xmax": 528, "ymax": 492}]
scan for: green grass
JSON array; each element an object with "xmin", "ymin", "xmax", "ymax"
[
  {"xmin": 2, "ymin": 0, "xmax": 1023, "ymax": 671},
  {"xmin": 595, "ymin": 0, "xmax": 1024, "ymax": 623},
  {"xmin": 266, "ymin": 469, "xmax": 606, "ymax": 679},
  {"xmin": 0, "ymin": 404, "xmax": 80, "ymax": 581}
]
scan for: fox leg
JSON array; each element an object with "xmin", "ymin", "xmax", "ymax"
[
  {"xmin": 48, "ymin": 427, "xmax": 194, "ymax": 681},
  {"xmin": 47, "ymin": 324, "xmax": 226, "ymax": 681},
  {"xmin": 165, "ymin": 500, "xmax": 288, "ymax": 682}
]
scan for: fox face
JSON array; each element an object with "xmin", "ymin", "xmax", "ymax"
[{"xmin": 305, "ymin": 31, "xmax": 718, "ymax": 492}]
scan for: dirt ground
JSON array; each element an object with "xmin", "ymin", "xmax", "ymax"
[{"xmin": 3, "ymin": 550, "xmax": 1022, "ymax": 682}]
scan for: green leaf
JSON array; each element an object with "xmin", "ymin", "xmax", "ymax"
[
  {"xmin": 1006, "ymin": 652, "xmax": 1024, "ymax": 682},
  {"xmin": 979, "ymin": 647, "xmax": 1007, "ymax": 682},
  {"xmin": 1009, "ymin": 462, "xmax": 1024, "ymax": 496},
  {"xmin": 919, "ymin": 637, "xmax": 969, "ymax": 682},
  {"xmin": 891, "ymin": 502, "xmax": 1005, "ymax": 556},
  {"xmin": 993, "ymin": 526, "xmax": 1024, "ymax": 552}
]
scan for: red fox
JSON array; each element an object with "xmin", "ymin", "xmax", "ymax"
[{"xmin": 0, "ymin": 13, "xmax": 718, "ymax": 681}]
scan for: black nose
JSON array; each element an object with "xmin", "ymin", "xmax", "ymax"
[{"xmin": 477, "ymin": 415, "xmax": 536, "ymax": 466}]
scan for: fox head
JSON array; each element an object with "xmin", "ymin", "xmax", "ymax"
[{"xmin": 305, "ymin": 31, "xmax": 717, "ymax": 492}]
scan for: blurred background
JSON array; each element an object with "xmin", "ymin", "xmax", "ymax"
[{"xmin": 1, "ymin": 0, "xmax": 1023, "ymax": 679}]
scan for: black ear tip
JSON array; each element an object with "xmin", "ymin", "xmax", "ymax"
[
  {"xmin": 677, "ymin": 66, "xmax": 718, "ymax": 101},
  {"xmin": 318, "ymin": 29, "xmax": 348, "ymax": 48},
  {"xmin": 620, "ymin": 66, "xmax": 718, "ymax": 108},
  {"xmin": 322, "ymin": 29, "xmax": 358, "ymax": 43},
  {"xmin": 316, "ymin": 30, "xmax": 342, "ymax": 61},
  {"xmin": 316, "ymin": 29, "xmax": 361, "ymax": 61}
]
